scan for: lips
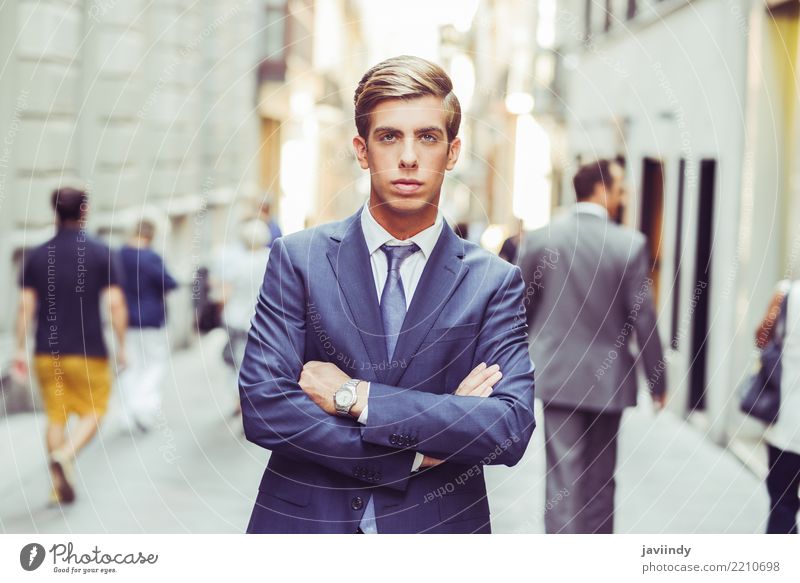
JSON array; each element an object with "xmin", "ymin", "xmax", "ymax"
[{"xmin": 391, "ymin": 179, "xmax": 423, "ymax": 193}]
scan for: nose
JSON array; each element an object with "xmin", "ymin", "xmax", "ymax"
[{"xmin": 399, "ymin": 138, "xmax": 418, "ymax": 169}]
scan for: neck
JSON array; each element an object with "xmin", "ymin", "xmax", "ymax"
[
  {"xmin": 129, "ymin": 237, "xmax": 150, "ymax": 249},
  {"xmin": 58, "ymin": 219, "xmax": 82, "ymax": 230},
  {"xmin": 368, "ymin": 194, "xmax": 438, "ymax": 240}
]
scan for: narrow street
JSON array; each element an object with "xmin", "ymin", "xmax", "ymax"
[{"xmin": 0, "ymin": 332, "xmax": 768, "ymax": 534}]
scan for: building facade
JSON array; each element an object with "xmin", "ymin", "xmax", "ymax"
[{"xmin": 0, "ymin": 0, "xmax": 261, "ymax": 386}]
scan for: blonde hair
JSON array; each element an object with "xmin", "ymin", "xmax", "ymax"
[{"xmin": 354, "ymin": 55, "xmax": 461, "ymax": 142}]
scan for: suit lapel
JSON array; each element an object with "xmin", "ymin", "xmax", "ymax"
[
  {"xmin": 385, "ymin": 223, "xmax": 469, "ymax": 387},
  {"xmin": 326, "ymin": 211, "xmax": 388, "ymax": 381}
]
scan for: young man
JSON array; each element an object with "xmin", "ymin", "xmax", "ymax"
[
  {"xmin": 518, "ymin": 159, "xmax": 667, "ymax": 534},
  {"xmin": 15, "ymin": 188, "xmax": 128, "ymax": 504},
  {"xmin": 239, "ymin": 55, "xmax": 536, "ymax": 534}
]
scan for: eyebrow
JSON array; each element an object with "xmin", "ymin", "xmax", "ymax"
[{"xmin": 371, "ymin": 126, "xmax": 445, "ymax": 136}]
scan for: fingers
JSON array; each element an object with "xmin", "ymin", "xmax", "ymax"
[
  {"xmin": 473, "ymin": 370, "xmax": 502, "ymax": 397},
  {"xmin": 467, "ymin": 362, "xmax": 487, "ymax": 377},
  {"xmin": 421, "ymin": 455, "xmax": 443, "ymax": 468},
  {"xmin": 455, "ymin": 362, "xmax": 486, "ymax": 393},
  {"xmin": 469, "ymin": 364, "xmax": 500, "ymax": 395},
  {"xmin": 455, "ymin": 363, "xmax": 501, "ymax": 397}
]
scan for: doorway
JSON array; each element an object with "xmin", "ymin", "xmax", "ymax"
[
  {"xmin": 639, "ymin": 157, "xmax": 665, "ymax": 305},
  {"xmin": 688, "ymin": 159, "xmax": 717, "ymax": 411}
]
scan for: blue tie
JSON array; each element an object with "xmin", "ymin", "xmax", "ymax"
[
  {"xmin": 359, "ymin": 242, "xmax": 420, "ymax": 534},
  {"xmin": 379, "ymin": 243, "xmax": 420, "ymax": 361}
]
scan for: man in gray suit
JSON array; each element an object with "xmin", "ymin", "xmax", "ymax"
[{"xmin": 518, "ymin": 158, "xmax": 667, "ymax": 534}]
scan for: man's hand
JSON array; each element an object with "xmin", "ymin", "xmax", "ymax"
[
  {"xmin": 11, "ymin": 349, "xmax": 28, "ymax": 384},
  {"xmin": 420, "ymin": 455, "xmax": 442, "ymax": 469},
  {"xmin": 298, "ymin": 361, "xmax": 351, "ymax": 416},
  {"xmin": 418, "ymin": 363, "xmax": 503, "ymax": 470},
  {"xmin": 652, "ymin": 392, "xmax": 667, "ymax": 412},
  {"xmin": 454, "ymin": 362, "xmax": 502, "ymax": 397}
]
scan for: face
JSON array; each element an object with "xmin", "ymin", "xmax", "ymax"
[{"xmin": 353, "ymin": 95, "xmax": 460, "ymax": 226}]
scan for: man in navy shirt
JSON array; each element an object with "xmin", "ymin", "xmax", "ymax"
[
  {"xmin": 116, "ymin": 219, "xmax": 178, "ymax": 432},
  {"xmin": 15, "ymin": 187, "xmax": 128, "ymax": 504}
]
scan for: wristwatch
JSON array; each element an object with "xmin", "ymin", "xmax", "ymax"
[{"xmin": 334, "ymin": 379, "xmax": 361, "ymax": 417}]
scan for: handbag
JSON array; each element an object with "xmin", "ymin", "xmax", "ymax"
[{"xmin": 739, "ymin": 291, "xmax": 789, "ymax": 423}]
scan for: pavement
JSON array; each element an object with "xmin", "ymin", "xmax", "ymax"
[{"xmin": 0, "ymin": 331, "xmax": 769, "ymax": 533}]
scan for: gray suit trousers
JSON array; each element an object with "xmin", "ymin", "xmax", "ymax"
[{"xmin": 544, "ymin": 406, "xmax": 622, "ymax": 534}]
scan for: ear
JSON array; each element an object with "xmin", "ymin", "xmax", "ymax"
[
  {"xmin": 445, "ymin": 136, "xmax": 461, "ymax": 171},
  {"xmin": 353, "ymin": 135, "xmax": 369, "ymax": 170}
]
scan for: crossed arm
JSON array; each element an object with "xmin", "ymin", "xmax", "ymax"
[{"xmin": 239, "ymin": 239, "xmax": 536, "ymax": 492}]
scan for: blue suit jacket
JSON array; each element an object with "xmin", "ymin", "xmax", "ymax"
[{"xmin": 239, "ymin": 210, "xmax": 536, "ymax": 533}]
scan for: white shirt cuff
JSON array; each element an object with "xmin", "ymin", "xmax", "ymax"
[
  {"xmin": 411, "ymin": 452, "xmax": 424, "ymax": 472},
  {"xmin": 356, "ymin": 382, "xmax": 370, "ymax": 424}
]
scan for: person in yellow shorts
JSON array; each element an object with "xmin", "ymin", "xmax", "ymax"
[
  {"xmin": 33, "ymin": 356, "xmax": 113, "ymax": 425},
  {"xmin": 14, "ymin": 188, "xmax": 128, "ymax": 504}
]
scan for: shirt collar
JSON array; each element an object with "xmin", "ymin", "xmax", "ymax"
[
  {"xmin": 360, "ymin": 202, "xmax": 443, "ymax": 259},
  {"xmin": 575, "ymin": 201, "xmax": 609, "ymax": 220}
]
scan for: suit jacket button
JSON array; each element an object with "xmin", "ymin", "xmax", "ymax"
[
  {"xmin": 390, "ymin": 434, "xmax": 398, "ymax": 445},
  {"xmin": 351, "ymin": 496, "xmax": 364, "ymax": 510}
]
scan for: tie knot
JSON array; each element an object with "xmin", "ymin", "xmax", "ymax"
[{"xmin": 381, "ymin": 243, "xmax": 420, "ymax": 271}]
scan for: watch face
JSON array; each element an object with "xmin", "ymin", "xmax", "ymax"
[{"xmin": 335, "ymin": 390, "xmax": 352, "ymax": 408}]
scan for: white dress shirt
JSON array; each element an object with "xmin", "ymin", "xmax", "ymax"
[
  {"xmin": 575, "ymin": 201, "xmax": 609, "ymax": 219},
  {"xmin": 356, "ymin": 202, "xmax": 443, "ymax": 474}
]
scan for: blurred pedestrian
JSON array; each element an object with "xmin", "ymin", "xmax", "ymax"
[
  {"xmin": 214, "ymin": 219, "xmax": 271, "ymax": 416},
  {"xmin": 255, "ymin": 192, "xmax": 282, "ymax": 248},
  {"xmin": 14, "ymin": 187, "xmax": 128, "ymax": 504},
  {"xmin": 755, "ymin": 279, "xmax": 800, "ymax": 534},
  {"xmin": 499, "ymin": 218, "xmax": 523, "ymax": 263},
  {"xmin": 116, "ymin": 219, "xmax": 178, "ymax": 432},
  {"xmin": 453, "ymin": 221, "xmax": 469, "ymax": 239},
  {"xmin": 518, "ymin": 159, "xmax": 667, "ymax": 533}
]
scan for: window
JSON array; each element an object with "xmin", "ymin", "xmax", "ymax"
[
  {"xmin": 626, "ymin": 0, "xmax": 637, "ymax": 20},
  {"xmin": 258, "ymin": 0, "xmax": 289, "ymax": 83}
]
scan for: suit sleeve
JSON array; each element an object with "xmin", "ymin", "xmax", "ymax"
[
  {"xmin": 361, "ymin": 266, "xmax": 536, "ymax": 467},
  {"xmin": 516, "ymin": 232, "xmax": 545, "ymax": 329},
  {"xmin": 625, "ymin": 238, "xmax": 666, "ymax": 396},
  {"xmin": 238, "ymin": 238, "xmax": 416, "ymax": 490}
]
